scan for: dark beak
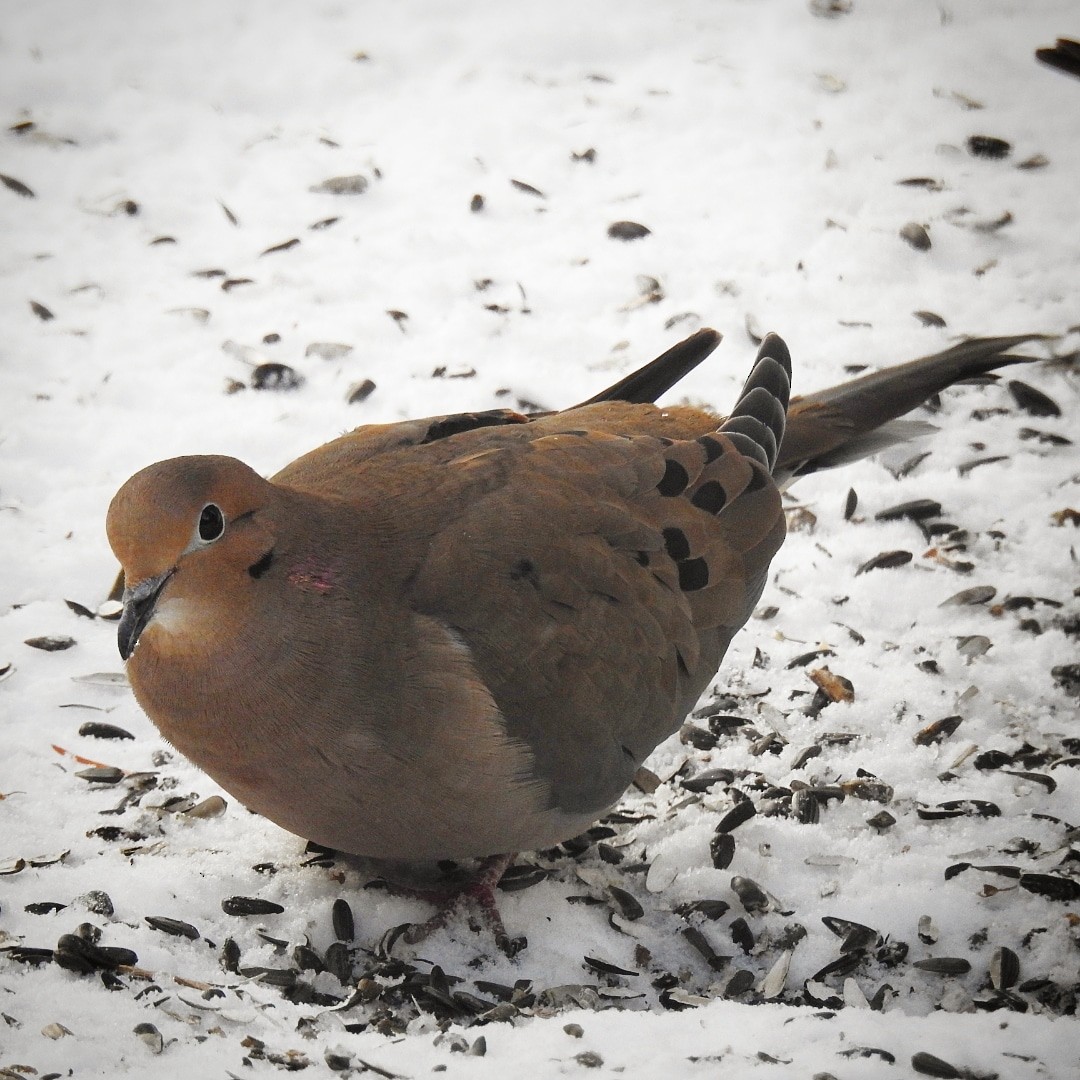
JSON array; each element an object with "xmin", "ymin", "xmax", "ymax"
[{"xmin": 117, "ymin": 570, "xmax": 173, "ymax": 660}]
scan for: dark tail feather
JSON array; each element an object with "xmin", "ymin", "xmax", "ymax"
[
  {"xmin": 577, "ymin": 328, "xmax": 722, "ymax": 406},
  {"xmin": 719, "ymin": 333, "xmax": 792, "ymax": 471},
  {"xmin": 777, "ymin": 334, "xmax": 1046, "ymax": 482}
]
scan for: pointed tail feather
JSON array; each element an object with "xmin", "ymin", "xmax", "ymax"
[
  {"xmin": 577, "ymin": 328, "xmax": 723, "ymax": 407},
  {"xmin": 719, "ymin": 333, "xmax": 792, "ymax": 471}
]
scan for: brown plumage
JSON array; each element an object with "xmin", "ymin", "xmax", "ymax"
[{"xmin": 106, "ymin": 328, "xmax": 1039, "ymax": 935}]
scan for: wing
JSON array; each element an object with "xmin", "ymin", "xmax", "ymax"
[{"xmin": 401, "ymin": 342, "xmax": 790, "ymax": 820}]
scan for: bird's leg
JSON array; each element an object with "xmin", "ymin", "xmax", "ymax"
[{"xmin": 397, "ymin": 853, "xmax": 526, "ymax": 956}]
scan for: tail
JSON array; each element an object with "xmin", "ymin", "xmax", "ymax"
[
  {"xmin": 718, "ymin": 333, "xmax": 792, "ymax": 470},
  {"xmin": 776, "ymin": 334, "xmax": 1046, "ymax": 483}
]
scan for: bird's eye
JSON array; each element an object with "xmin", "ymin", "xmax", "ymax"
[{"xmin": 198, "ymin": 503, "xmax": 225, "ymax": 543}]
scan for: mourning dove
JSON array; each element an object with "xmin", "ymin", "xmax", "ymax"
[{"xmin": 106, "ymin": 328, "xmax": 1039, "ymax": 945}]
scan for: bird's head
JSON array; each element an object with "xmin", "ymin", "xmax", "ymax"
[{"xmin": 106, "ymin": 455, "xmax": 277, "ymax": 660}]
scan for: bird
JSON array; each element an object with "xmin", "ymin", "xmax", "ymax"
[{"xmin": 106, "ymin": 328, "xmax": 1041, "ymax": 949}]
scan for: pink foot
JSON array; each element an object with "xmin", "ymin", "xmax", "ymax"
[{"xmin": 383, "ymin": 854, "xmax": 526, "ymax": 956}]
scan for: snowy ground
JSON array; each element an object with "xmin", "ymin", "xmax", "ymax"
[{"xmin": 2, "ymin": 1, "xmax": 1079, "ymax": 1076}]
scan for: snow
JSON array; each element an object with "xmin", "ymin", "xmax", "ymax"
[{"xmin": 2, "ymin": 0, "xmax": 1078, "ymax": 1076}]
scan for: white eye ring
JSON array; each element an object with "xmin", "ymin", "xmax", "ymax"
[{"xmin": 197, "ymin": 503, "xmax": 226, "ymax": 543}]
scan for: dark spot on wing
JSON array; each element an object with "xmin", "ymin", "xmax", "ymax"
[
  {"xmin": 691, "ymin": 480, "xmax": 727, "ymax": 514},
  {"xmin": 662, "ymin": 527, "xmax": 691, "ymax": 561},
  {"xmin": 678, "ymin": 557, "xmax": 709, "ymax": 591},
  {"xmin": 746, "ymin": 465, "xmax": 769, "ymax": 493},
  {"xmin": 657, "ymin": 459, "xmax": 690, "ymax": 497},
  {"xmin": 697, "ymin": 435, "xmax": 725, "ymax": 462}
]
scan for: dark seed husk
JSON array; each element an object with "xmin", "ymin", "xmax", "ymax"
[
  {"xmin": 844, "ymin": 488, "xmax": 858, "ymax": 520},
  {"xmin": 913, "ymin": 957, "xmax": 971, "ymax": 974},
  {"xmin": 607, "ymin": 220, "xmax": 651, "ymax": 241},
  {"xmin": 222, "ymin": 896, "xmax": 284, "ymax": 916},
  {"xmin": 792, "ymin": 789, "xmax": 820, "ymax": 824},
  {"xmin": 346, "ymin": 378, "xmax": 377, "ymax": 405},
  {"xmin": 839, "ymin": 1047, "xmax": 896, "ymax": 1063},
  {"xmin": 791, "ymin": 745, "xmax": 822, "ymax": 770},
  {"xmin": 583, "ymin": 955, "xmax": 637, "ymax": 977},
  {"xmin": 939, "ymin": 585, "xmax": 996, "ymax": 606},
  {"xmin": 74, "ymin": 890, "xmax": 114, "ymax": 916},
  {"xmin": 675, "ymin": 899, "xmax": 730, "ymax": 921},
  {"xmin": 310, "ymin": 174, "xmax": 369, "ymax": 195},
  {"xmin": 889, "ymin": 450, "xmax": 931, "ymax": 479},
  {"xmin": 75, "ymin": 766, "xmax": 124, "ymax": 785},
  {"xmin": 324, "ymin": 940, "xmax": 352, "ymax": 984},
  {"xmin": 251, "ymin": 363, "xmax": 304, "ymax": 391},
  {"xmin": 730, "ymin": 917, "xmax": 754, "ymax": 954},
  {"xmin": 973, "ymin": 749, "xmax": 1011, "ymax": 770},
  {"xmin": 78, "ymin": 721, "xmax": 134, "ymax": 740},
  {"xmin": 731, "ymin": 875, "xmax": 769, "ymax": 913},
  {"xmin": 786, "ymin": 647, "xmax": 835, "ymax": 669},
  {"xmin": 243, "ymin": 966, "xmax": 297, "ymax": 988},
  {"xmin": 510, "ymin": 178, "xmax": 545, "ymax": 198},
  {"xmin": 332, "ymin": 898, "xmax": 354, "ymax": 941},
  {"xmin": 0, "ymin": 173, "xmax": 34, "ymax": 197},
  {"xmin": 680, "ymin": 724, "xmax": 718, "ymax": 750},
  {"xmin": 292, "ymin": 943, "xmax": 324, "ymax": 973},
  {"xmin": 967, "ymin": 134, "xmax": 1011, "ymax": 159},
  {"xmin": 866, "ymin": 810, "xmax": 896, "ymax": 831},
  {"xmin": 918, "ymin": 799, "xmax": 1001, "ymax": 820},
  {"xmin": 900, "ymin": 222, "xmax": 931, "ymax": 250},
  {"xmin": 990, "ymin": 946, "xmax": 1020, "ymax": 990},
  {"xmin": 1018, "ymin": 873, "xmax": 1080, "ymax": 902},
  {"xmin": 822, "ymin": 916, "xmax": 879, "ymax": 953},
  {"xmin": 914, "ymin": 715, "xmax": 962, "ymax": 745},
  {"xmin": 875, "ymin": 499, "xmax": 942, "ymax": 522},
  {"xmin": 607, "ymin": 886, "xmax": 644, "ymax": 921},
  {"xmin": 856, "ymin": 550, "xmax": 913, "ymax": 575},
  {"xmin": 1018, "ymin": 427, "xmax": 1072, "ymax": 446},
  {"xmin": 1004, "ymin": 770, "xmax": 1056, "ymax": 793},
  {"xmin": 958, "ymin": 455, "xmax": 1008, "ymax": 476},
  {"xmin": 710, "ymin": 832, "xmax": 736, "ymax": 870},
  {"xmin": 682, "ymin": 768, "xmax": 734, "ymax": 792},
  {"xmin": 221, "ymin": 937, "xmax": 241, "ymax": 974},
  {"xmin": 911, "ymin": 1051, "xmax": 963, "ymax": 1078},
  {"xmin": 1007, "ymin": 379, "xmax": 1061, "ymax": 417},
  {"xmin": 145, "ymin": 915, "xmax": 199, "ymax": 940},
  {"xmin": 681, "ymin": 927, "xmax": 729, "ymax": 972},
  {"xmin": 261, "ymin": 238, "xmax": 300, "ymax": 256},
  {"xmin": 715, "ymin": 799, "xmax": 756, "ymax": 834},
  {"xmin": 25, "ymin": 635, "xmax": 76, "ymax": 651},
  {"xmin": 725, "ymin": 969, "xmax": 755, "ymax": 997},
  {"xmin": 25, "ymin": 901, "xmax": 67, "ymax": 915}
]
